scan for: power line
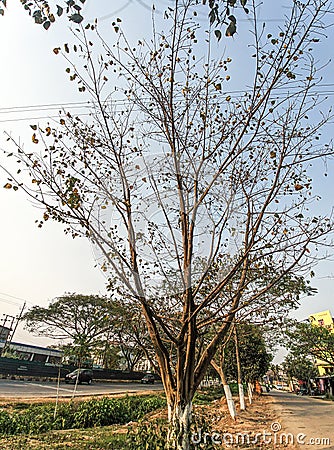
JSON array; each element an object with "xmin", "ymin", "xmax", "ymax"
[
  {"xmin": 0, "ymin": 83, "xmax": 334, "ymax": 124},
  {"xmin": 0, "ymin": 292, "xmax": 34, "ymax": 308},
  {"xmin": 0, "ymin": 297, "xmax": 22, "ymax": 307},
  {"xmin": 1, "ymin": 83, "xmax": 334, "ymax": 114}
]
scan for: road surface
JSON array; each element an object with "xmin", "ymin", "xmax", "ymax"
[
  {"xmin": 0, "ymin": 379, "xmax": 163, "ymax": 400},
  {"xmin": 269, "ymin": 390, "xmax": 334, "ymax": 449}
]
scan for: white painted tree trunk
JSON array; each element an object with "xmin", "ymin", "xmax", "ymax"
[
  {"xmin": 238, "ymin": 383, "xmax": 246, "ymax": 410},
  {"xmin": 223, "ymin": 384, "xmax": 237, "ymax": 420},
  {"xmin": 247, "ymin": 382, "xmax": 253, "ymax": 404},
  {"xmin": 167, "ymin": 402, "xmax": 193, "ymax": 450}
]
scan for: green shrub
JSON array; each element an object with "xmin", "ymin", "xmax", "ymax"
[
  {"xmin": 0, "ymin": 395, "xmax": 166, "ymax": 436},
  {"xmin": 125, "ymin": 415, "xmax": 219, "ymax": 450},
  {"xmin": 126, "ymin": 419, "xmax": 168, "ymax": 450}
]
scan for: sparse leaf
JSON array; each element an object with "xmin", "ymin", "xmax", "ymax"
[
  {"xmin": 214, "ymin": 30, "xmax": 222, "ymax": 41},
  {"xmin": 56, "ymin": 5, "xmax": 63, "ymax": 16},
  {"xmin": 69, "ymin": 13, "xmax": 83, "ymax": 24},
  {"xmin": 225, "ymin": 21, "xmax": 237, "ymax": 37}
]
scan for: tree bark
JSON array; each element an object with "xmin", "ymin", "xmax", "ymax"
[
  {"xmin": 210, "ymin": 360, "xmax": 237, "ymax": 420},
  {"xmin": 167, "ymin": 401, "xmax": 193, "ymax": 450},
  {"xmin": 247, "ymin": 382, "xmax": 253, "ymax": 404},
  {"xmin": 234, "ymin": 325, "xmax": 246, "ymax": 410}
]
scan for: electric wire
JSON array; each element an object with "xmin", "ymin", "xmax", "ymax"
[{"xmin": 0, "ymin": 84, "xmax": 334, "ymax": 124}]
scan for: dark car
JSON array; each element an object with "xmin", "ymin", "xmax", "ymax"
[
  {"xmin": 65, "ymin": 369, "xmax": 93, "ymax": 385},
  {"xmin": 141, "ymin": 374, "xmax": 155, "ymax": 384}
]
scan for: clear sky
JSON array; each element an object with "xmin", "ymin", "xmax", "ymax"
[{"xmin": 0, "ymin": 0, "xmax": 333, "ymax": 352}]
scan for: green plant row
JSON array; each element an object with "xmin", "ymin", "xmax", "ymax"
[{"xmin": 0, "ymin": 395, "xmax": 166, "ymax": 436}]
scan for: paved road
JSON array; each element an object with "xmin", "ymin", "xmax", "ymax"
[
  {"xmin": 0, "ymin": 379, "xmax": 163, "ymax": 400},
  {"xmin": 269, "ymin": 390, "xmax": 334, "ymax": 449}
]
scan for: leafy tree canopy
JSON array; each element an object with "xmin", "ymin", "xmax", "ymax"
[
  {"xmin": 221, "ymin": 323, "xmax": 273, "ymax": 382},
  {"xmin": 286, "ymin": 321, "xmax": 334, "ymax": 367},
  {"xmin": 282, "ymin": 353, "xmax": 318, "ymax": 381},
  {"xmin": 23, "ymin": 293, "xmax": 114, "ymax": 340}
]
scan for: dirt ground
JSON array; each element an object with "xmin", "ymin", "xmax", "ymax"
[{"xmin": 191, "ymin": 393, "xmax": 298, "ymax": 449}]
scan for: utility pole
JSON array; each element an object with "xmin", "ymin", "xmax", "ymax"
[{"xmin": 0, "ymin": 302, "xmax": 26, "ymax": 357}]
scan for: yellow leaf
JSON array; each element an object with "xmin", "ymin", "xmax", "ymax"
[
  {"xmin": 32, "ymin": 133, "xmax": 39, "ymax": 144},
  {"xmin": 3, "ymin": 183, "xmax": 12, "ymax": 189},
  {"xmin": 294, "ymin": 184, "xmax": 303, "ymax": 191},
  {"xmin": 60, "ymin": 119, "xmax": 65, "ymax": 125},
  {"xmin": 46, "ymin": 127, "xmax": 51, "ymax": 136}
]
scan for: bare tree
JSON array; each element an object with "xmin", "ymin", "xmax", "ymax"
[{"xmin": 2, "ymin": 0, "xmax": 334, "ymax": 448}]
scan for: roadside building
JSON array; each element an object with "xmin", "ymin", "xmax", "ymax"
[{"xmin": 0, "ymin": 341, "xmax": 62, "ymax": 364}]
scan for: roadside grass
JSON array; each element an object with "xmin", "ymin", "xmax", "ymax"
[
  {"xmin": 0, "ymin": 385, "xmax": 266, "ymax": 449},
  {"xmin": 0, "ymin": 425, "xmax": 128, "ymax": 449}
]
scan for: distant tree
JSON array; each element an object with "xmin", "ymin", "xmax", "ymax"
[
  {"xmin": 214, "ymin": 322, "xmax": 273, "ymax": 383},
  {"xmin": 282, "ymin": 353, "xmax": 318, "ymax": 382},
  {"xmin": 286, "ymin": 321, "xmax": 334, "ymax": 367},
  {"xmin": 23, "ymin": 294, "xmax": 114, "ymax": 365},
  {"xmin": 108, "ymin": 300, "xmax": 154, "ymax": 372}
]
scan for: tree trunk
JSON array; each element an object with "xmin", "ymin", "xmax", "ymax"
[
  {"xmin": 234, "ymin": 326, "xmax": 246, "ymax": 411},
  {"xmin": 210, "ymin": 361, "xmax": 236, "ymax": 420},
  {"xmin": 238, "ymin": 383, "xmax": 246, "ymax": 411},
  {"xmin": 247, "ymin": 382, "xmax": 253, "ymax": 404},
  {"xmin": 167, "ymin": 401, "xmax": 193, "ymax": 450}
]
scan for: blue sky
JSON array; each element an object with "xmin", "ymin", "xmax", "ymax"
[{"xmin": 0, "ymin": 0, "xmax": 333, "ymax": 352}]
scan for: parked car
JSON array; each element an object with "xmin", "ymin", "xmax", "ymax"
[
  {"xmin": 65, "ymin": 369, "xmax": 93, "ymax": 385},
  {"xmin": 141, "ymin": 374, "xmax": 155, "ymax": 384}
]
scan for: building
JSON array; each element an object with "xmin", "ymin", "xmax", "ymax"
[{"xmin": 0, "ymin": 341, "xmax": 62, "ymax": 364}]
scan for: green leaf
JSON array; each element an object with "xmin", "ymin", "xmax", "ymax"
[
  {"xmin": 69, "ymin": 13, "xmax": 83, "ymax": 23},
  {"xmin": 240, "ymin": 0, "xmax": 247, "ymax": 6},
  {"xmin": 56, "ymin": 5, "xmax": 63, "ymax": 17},
  {"xmin": 43, "ymin": 21, "xmax": 51, "ymax": 30},
  {"xmin": 214, "ymin": 29, "xmax": 222, "ymax": 41},
  {"xmin": 225, "ymin": 21, "xmax": 237, "ymax": 37}
]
